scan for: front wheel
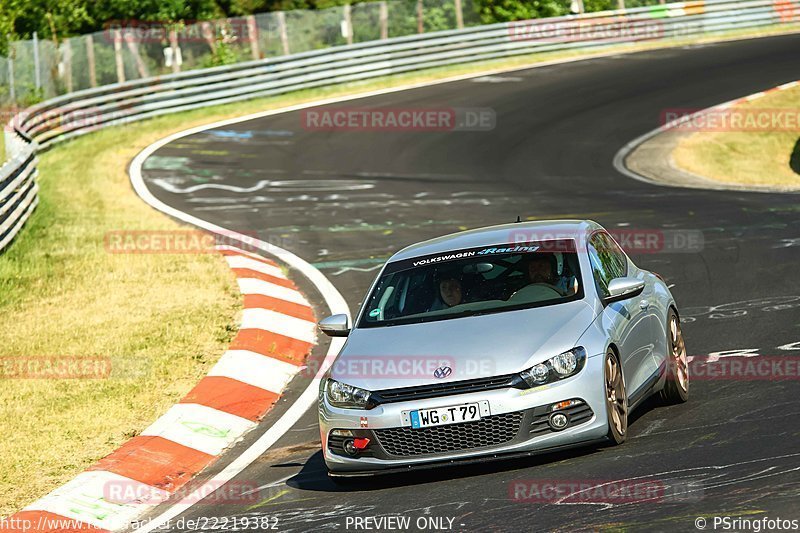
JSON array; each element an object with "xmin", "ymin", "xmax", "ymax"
[
  {"xmin": 604, "ymin": 348, "xmax": 628, "ymax": 445},
  {"xmin": 659, "ymin": 309, "xmax": 689, "ymax": 404}
]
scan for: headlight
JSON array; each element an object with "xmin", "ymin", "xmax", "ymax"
[
  {"xmin": 326, "ymin": 379, "xmax": 374, "ymax": 409},
  {"xmin": 519, "ymin": 347, "xmax": 587, "ymax": 387}
]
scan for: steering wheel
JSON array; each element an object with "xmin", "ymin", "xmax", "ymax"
[{"xmin": 508, "ymin": 283, "xmax": 563, "ymax": 302}]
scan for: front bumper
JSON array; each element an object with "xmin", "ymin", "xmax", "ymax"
[{"xmin": 319, "ymin": 352, "xmax": 608, "ymax": 474}]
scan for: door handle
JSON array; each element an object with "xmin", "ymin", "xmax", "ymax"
[{"xmin": 639, "ymin": 300, "xmax": 650, "ymax": 310}]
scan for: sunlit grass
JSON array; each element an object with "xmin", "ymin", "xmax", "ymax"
[
  {"xmin": 0, "ymin": 21, "xmax": 798, "ymax": 516},
  {"xmin": 674, "ymin": 85, "xmax": 800, "ymax": 188}
]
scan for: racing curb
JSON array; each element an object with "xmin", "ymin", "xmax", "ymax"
[
  {"xmin": 2, "ymin": 246, "xmax": 317, "ymax": 532},
  {"xmin": 614, "ymin": 79, "xmax": 800, "ymax": 192}
]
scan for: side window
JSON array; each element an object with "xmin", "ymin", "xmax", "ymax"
[{"xmin": 587, "ymin": 232, "xmax": 627, "ymax": 297}]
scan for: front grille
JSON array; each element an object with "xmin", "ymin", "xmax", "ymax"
[
  {"xmin": 371, "ymin": 374, "xmax": 520, "ymax": 405},
  {"xmin": 374, "ymin": 411, "xmax": 524, "ymax": 457}
]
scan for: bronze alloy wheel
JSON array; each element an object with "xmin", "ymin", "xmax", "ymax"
[
  {"xmin": 660, "ymin": 309, "xmax": 690, "ymax": 404},
  {"xmin": 605, "ymin": 349, "xmax": 628, "ymax": 445}
]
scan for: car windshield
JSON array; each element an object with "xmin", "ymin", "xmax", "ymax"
[{"xmin": 359, "ymin": 240, "xmax": 583, "ymax": 328}]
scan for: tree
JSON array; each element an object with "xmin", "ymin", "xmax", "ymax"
[{"xmin": 478, "ymin": 0, "xmax": 570, "ymax": 24}]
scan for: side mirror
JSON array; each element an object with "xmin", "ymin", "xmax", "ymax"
[
  {"xmin": 318, "ymin": 314, "xmax": 351, "ymax": 337},
  {"xmin": 605, "ymin": 277, "xmax": 645, "ymax": 304}
]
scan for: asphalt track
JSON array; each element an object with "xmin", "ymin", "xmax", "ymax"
[{"xmin": 136, "ymin": 34, "xmax": 800, "ymax": 532}]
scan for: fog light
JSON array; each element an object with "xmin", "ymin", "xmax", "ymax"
[
  {"xmin": 331, "ymin": 429, "xmax": 354, "ymax": 437},
  {"xmin": 343, "ymin": 438, "xmax": 359, "ymax": 456},
  {"xmin": 549, "ymin": 412, "xmax": 569, "ymax": 431}
]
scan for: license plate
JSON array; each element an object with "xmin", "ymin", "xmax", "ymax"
[{"xmin": 409, "ymin": 402, "xmax": 484, "ymax": 429}]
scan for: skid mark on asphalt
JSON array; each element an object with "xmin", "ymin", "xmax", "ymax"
[
  {"xmin": 151, "ymin": 178, "xmax": 376, "ymax": 194},
  {"xmin": 545, "ymin": 452, "xmax": 800, "ymax": 510},
  {"xmin": 679, "ymin": 295, "xmax": 800, "ymax": 323},
  {"xmin": 626, "ymin": 405, "xmax": 800, "ymax": 439},
  {"xmin": 633, "ymin": 418, "xmax": 666, "ymax": 438},
  {"xmin": 331, "ymin": 264, "xmax": 383, "ymax": 276}
]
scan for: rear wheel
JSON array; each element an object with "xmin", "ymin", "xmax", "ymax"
[
  {"xmin": 659, "ymin": 309, "xmax": 689, "ymax": 404},
  {"xmin": 604, "ymin": 348, "xmax": 628, "ymax": 445}
]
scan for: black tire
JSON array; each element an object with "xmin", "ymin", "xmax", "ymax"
[
  {"xmin": 604, "ymin": 348, "xmax": 628, "ymax": 445},
  {"xmin": 659, "ymin": 308, "xmax": 689, "ymax": 405}
]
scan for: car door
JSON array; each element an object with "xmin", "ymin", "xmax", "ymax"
[{"xmin": 587, "ymin": 232, "xmax": 654, "ymax": 396}]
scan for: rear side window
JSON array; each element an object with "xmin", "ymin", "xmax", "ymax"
[{"xmin": 587, "ymin": 232, "xmax": 627, "ymax": 298}]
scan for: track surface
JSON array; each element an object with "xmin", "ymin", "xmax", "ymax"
[{"xmin": 138, "ymin": 35, "xmax": 800, "ymax": 532}]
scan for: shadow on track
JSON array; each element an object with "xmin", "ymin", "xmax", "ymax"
[
  {"xmin": 790, "ymin": 138, "xmax": 800, "ymax": 176},
  {"xmin": 283, "ymin": 397, "xmax": 664, "ymax": 493}
]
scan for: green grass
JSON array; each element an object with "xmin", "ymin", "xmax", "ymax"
[
  {"xmin": 1, "ymin": 21, "xmax": 799, "ymax": 517},
  {"xmin": 674, "ymin": 85, "xmax": 800, "ymax": 188},
  {"xmin": 0, "ymin": 119, "xmax": 245, "ymax": 516}
]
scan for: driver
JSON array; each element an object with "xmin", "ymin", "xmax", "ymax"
[
  {"xmin": 526, "ymin": 253, "xmax": 570, "ymax": 295},
  {"xmin": 438, "ymin": 277, "xmax": 463, "ymax": 307},
  {"xmin": 429, "ymin": 274, "xmax": 464, "ymax": 311}
]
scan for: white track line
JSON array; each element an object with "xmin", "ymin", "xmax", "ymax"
[
  {"xmin": 127, "ymin": 43, "xmax": 799, "ymax": 532},
  {"xmin": 130, "ymin": 117, "xmax": 350, "ymax": 531},
  {"xmin": 612, "ymin": 80, "xmax": 800, "ymax": 191}
]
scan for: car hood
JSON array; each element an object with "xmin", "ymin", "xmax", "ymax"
[{"xmin": 330, "ymin": 299, "xmax": 596, "ymax": 391}]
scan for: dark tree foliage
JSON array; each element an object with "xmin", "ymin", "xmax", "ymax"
[{"xmin": 0, "ymin": 0, "xmax": 621, "ymax": 54}]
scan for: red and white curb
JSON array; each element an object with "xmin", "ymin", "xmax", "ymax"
[
  {"xmin": 710, "ymin": 80, "xmax": 798, "ymax": 108},
  {"xmin": 3, "ymin": 246, "xmax": 316, "ymax": 533},
  {"xmin": 659, "ymin": 79, "xmax": 800, "ymax": 131},
  {"xmin": 613, "ymin": 79, "xmax": 800, "ymax": 189}
]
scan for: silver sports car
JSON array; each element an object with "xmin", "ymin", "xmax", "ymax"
[{"xmin": 317, "ymin": 220, "xmax": 688, "ymax": 476}]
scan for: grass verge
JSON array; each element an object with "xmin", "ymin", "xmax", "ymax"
[
  {"xmin": 673, "ymin": 84, "xmax": 800, "ymax": 188},
  {"xmin": 1, "ymin": 22, "xmax": 799, "ymax": 517},
  {"xmin": 0, "ymin": 117, "xmax": 246, "ymax": 516}
]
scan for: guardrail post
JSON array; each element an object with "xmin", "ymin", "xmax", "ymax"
[
  {"xmin": 571, "ymin": 0, "xmax": 585, "ymax": 14},
  {"xmin": 343, "ymin": 4, "xmax": 354, "ymax": 45},
  {"xmin": 85, "ymin": 35, "xmax": 97, "ymax": 88},
  {"xmin": 379, "ymin": 1, "xmax": 389, "ymax": 39},
  {"xmin": 201, "ymin": 22, "xmax": 217, "ymax": 54},
  {"xmin": 277, "ymin": 12, "xmax": 290, "ymax": 55},
  {"xmin": 617, "ymin": 0, "xmax": 626, "ymax": 9},
  {"xmin": 417, "ymin": 0, "xmax": 424, "ymax": 33},
  {"xmin": 169, "ymin": 28, "xmax": 181, "ymax": 73},
  {"xmin": 454, "ymin": 0, "xmax": 464, "ymax": 29},
  {"xmin": 113, "ymin": 29, "xmax": 125, "ymax": 84},
  {"xmin": 124, "ymin": 31, "xmax": 149, "ymax": 78},
  {"xmin": 247, "ymin": 16, "xmax": 261, "ymax": 59},
  {"xmin": 32, "ymin": 31, "xmax": 42, "ymax": 90},
  {"xmin": 62, "ymin": 40, "xmax": 73, "ymax": 93},
  {"xmin": 6, "ymin": 36, "xmax": 15, "ymax": 103}
]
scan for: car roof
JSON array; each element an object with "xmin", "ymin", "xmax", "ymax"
[{"xmin": 389, "ymin": 220, "xmax": 602, "ymax": 262}]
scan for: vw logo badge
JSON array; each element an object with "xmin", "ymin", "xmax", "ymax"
[{"xmin": 433, "ymin": 366, "xmax": 452, "ymax": 379}]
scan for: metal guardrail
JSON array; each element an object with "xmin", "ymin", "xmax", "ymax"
[
  {"xmin": 0, "ymin": 0, "xmax": 797, "ymax": 253},
  {"xmin": 0, "ymin": 131, "xmax": 39, "ymax": 253}
]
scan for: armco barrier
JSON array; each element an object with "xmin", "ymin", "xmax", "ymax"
[
  {"xmin": 0, "ymin": 0, "xmax": 798, "ymax": 249},
  {"xmin": 0, "ymin": 131, "xmax": 38, "ymax": 254}
]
